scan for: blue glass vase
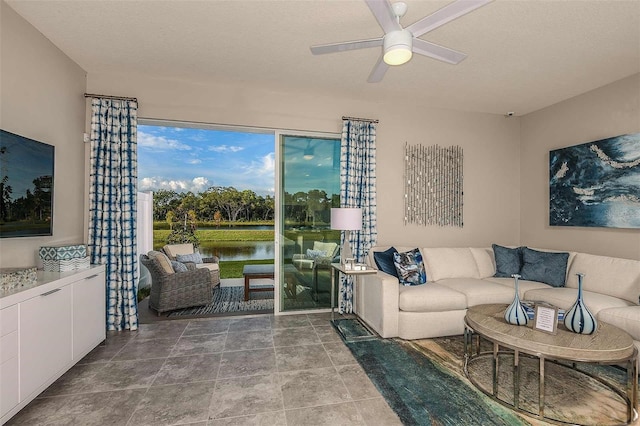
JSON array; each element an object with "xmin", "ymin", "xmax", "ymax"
[
  {"xmin": 564, "ymin": 273, "xmax": 597, "ymax": 334},
  {"xmin": 504, "ymin": 274, "xmax": 528, "ymax": 326}
]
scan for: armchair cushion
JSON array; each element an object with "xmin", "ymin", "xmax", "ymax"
[
  {"xmin": 171, "ymin": 260, "xmax": 188, "ymax": 272},
  {"xmin": 148, "ymin": 251, "xmax": 174, "ymax": 274},
  {"xmin": 163, "ymin": 243, "xmax": 196, "ymax": 260},
  {"xmin": 176, "ymin": 252, "xmax": 204, "ymax": 264}
]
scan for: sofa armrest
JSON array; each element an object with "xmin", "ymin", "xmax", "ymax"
[
  {"xmin": 356, "ymin": 271, "xmax": 400, "ymax": 338},
  {"xmin": 202, "ymin": 256, "xmax": 219, "ymax": 264}
]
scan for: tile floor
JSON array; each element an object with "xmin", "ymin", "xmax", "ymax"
[{"xmin": 6, "ymin": 312, "xmax": 402, "ymax": 426}]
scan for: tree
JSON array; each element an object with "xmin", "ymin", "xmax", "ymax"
[
  {"xmin": 213, "ymin": 210, "xmax": 222, "ymax": 228},
  {"xmin": 166, "ymin": 211, "xmax": 175, "ymax": 230}
]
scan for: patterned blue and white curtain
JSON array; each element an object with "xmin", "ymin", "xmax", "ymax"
[
  {"xmin": 89, "ymin": 98, "xmax": 139, "ymax": 331},
  {"xmin": 339, "ymin": 119, "xmax": 378, "ymax": 313}
]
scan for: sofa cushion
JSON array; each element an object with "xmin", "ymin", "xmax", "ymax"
[
  {"xmin": 598, "ymin": 306, "xmax": 640, "ymax": 341},
  {"xmin": 148, "ymin": 251, "xmax": 174, "ymax": 274},
  {"xmin": 398, "ymin": 283, "xmax": 467, "ymax": 312},
  {"xmin": 470, "ymin": 247, "xmax": 496, "ymax": 279},
  {"xmin": 438, "ymin": 278, "xmax": 515, "ymax": 307},
  {"xmin": 524, "ymin": 287, "xmax": 634, "ymax": 314},
  {"xmin": 492, "ymin": 244, "xmax": 523, "ymax": 278},
  {"xmin": 176, "ymin": 252, "xmax": 203, "ymax": 264},
  {"xmin": 519, "ymin": 247, "xmax": 569, "ymax": 287},
  {"xmin": 394, "ymin": 248, "xmax": 427, "ymax": 286},
  {"xmin": 422, "ymin": 248, "xmax": 480, "ymax": 281},
  {"xmin": 566, "ymin": 253, "xmax": 640, "ymax": 304},
  {"xmin": 373, "ymin": 246, "xmax": 399, "ymax": 278},
  {"xmin": 484, "ymin": 277, "xmax": 551, "ymax": 299}
]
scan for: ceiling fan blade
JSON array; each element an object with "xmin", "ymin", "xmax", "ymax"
[
  {"xmin": 365, "ymin": 0, "xmax": 401, "ymax": 33},
  {"xmin": 310, "ymin": 38, "xmax": 383, "ymax": 55},
  {"xmin": 367, "ymin": 55, "xmax": 389, "ymax": 83},
  {"xmin": 407, "ymin": 0, "xmax": 492, "ymax": 38},
  {"xmin": 412, "ymin": 38, "xmax": 467, "ymax": 64}
]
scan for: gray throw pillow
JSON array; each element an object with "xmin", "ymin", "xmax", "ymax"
[
  {"xmin": 492, "ymin": 244, "xmax": 523, "ymax": 278},
  {"xmin": 176, "ymin": 252, "xmax": 203, "ymax": 264},
  {"xmin": 520, "ymin": 247, "xmax": 569, "ymax": 287},
  {"xmin": 170, "ymin": 260, "xmax": 188, "ymax": 273},
  {"xmin": 393, "ymin": 248, "xmax": 427, "ymax": 286}
]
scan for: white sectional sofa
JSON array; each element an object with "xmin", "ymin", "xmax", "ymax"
[{"xmin": 356, "ymin": 246, "xmax": 640, "ymax": 354}]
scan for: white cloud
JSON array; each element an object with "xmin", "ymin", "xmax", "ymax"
[
  {"xmin": 138, "ymin": 131, "xmax": 191, "ymax": 151},
  {"xmin": 187, "ymin": 159, "xmax": 202, "ymax": 164},
  {"xmin": 139, "ymin": 176, "xmax": 210, "ymax": 193},
  {"xmin": 209, "ymin": 145, "xmax": 245, "ymax": 153}
]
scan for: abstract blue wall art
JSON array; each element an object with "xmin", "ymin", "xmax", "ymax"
[{"xmin": 549, "ymin": 133, "xmax": 640, "ymax": 228}]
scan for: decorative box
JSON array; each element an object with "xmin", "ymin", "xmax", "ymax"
[
  {"xmin": 42, "ymin": 256, "xmax": 90, "ymax": 272},
  {"xmin": 39, "ymin": 244, "xmax": 87, "ymax": 261},
  {"xmin": 0, "ymin": 267, "xmax": 38, "ymax": 291}
]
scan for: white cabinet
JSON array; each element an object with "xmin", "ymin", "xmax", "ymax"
[
  {"xmin": 19, "ymin": 285, "xmax": 73, "ymax": 400},
  {"xmin": 0, "ymin": 305, "xmax": 19, "ymax": 418},
  {"xmin": 72, "ymin": 272, "xmax": 106, "ymax": 359},
  {"xmin": 0, "ymin": 266, "xmax": 105, "ymax": 425}
]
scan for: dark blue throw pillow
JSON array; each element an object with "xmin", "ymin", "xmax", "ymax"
[
  {"xmin": 492, "ymin": 244, "xmax": 524, "ymax": 278},
  {"xmin": 373, "ymin": 246, "xmax": 399, "ymax": 278},
  {"xmin": 520, "ymin": 247, "xmax": 569, "ymax": 287}
]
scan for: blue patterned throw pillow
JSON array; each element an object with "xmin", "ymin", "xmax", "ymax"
[
  {"xmin": 492, "ymin": 244, "xmax": 524, "ymax": 277},
  {"xmin": 373, "ymin": 246, "xmax": 399, "ymax": 278},
  {"xmin": 306, "ymin": 249, "xmax": 327, "ymax": 259},
  {"xmin": 520, "ymin": 247, "xmax": 569, "ymax": 287},
  {"xmin": 170, "ymin": 260, "xmax": 188, "ymax": 273},
  {"xmin": 393, "ymin": 248, "xmax": 427, "ymax": 286},
  {"xmin": 176, "ymin": 252, "xmax": 203, "ymax": 264}
]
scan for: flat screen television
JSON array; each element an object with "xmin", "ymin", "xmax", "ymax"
[{"xmin": 0, "ymin": 129, "xmax": 54, "ymax": 238}]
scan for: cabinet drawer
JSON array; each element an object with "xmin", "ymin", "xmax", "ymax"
[
  {"xmin": 0, "ymin": 331, "xmax": 17, "ymax": 364},
  {"xmin": 0, "ymin": 304, "xmax": 18, "ymax": 336},
  {"xmin": 0, "ymin": 356, "xmax": 19, "ymax": 418}
]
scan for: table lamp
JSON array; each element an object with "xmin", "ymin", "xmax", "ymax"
[{"xmin": 331, "ymin": 207, "xmax": 362, "ymax": 265}]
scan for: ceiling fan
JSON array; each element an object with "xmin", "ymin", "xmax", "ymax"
[{"xmin": 310, "ymin": 0, "xmax": 491, "ymax": 83}]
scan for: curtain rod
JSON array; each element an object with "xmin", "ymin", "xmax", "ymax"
[
  {"xmin": 342, "ymin": 116, "xmax": 379, "ymax": 124},
  {"xmin": 84, "ymin": 93, "xmax": 138, "ymax": 102}
]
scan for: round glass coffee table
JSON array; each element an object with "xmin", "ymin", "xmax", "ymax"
[{"xmin": 464, "ymin": 304, "xmax": 638, "ymax": 425}]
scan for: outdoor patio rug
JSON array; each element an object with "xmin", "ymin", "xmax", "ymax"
[
  {"xmin": 345, "ymin": 330, "xmax": 636, "ymax": 426},
  {"xmin": 166, "ymin": 285, "xmax": 316, "ymax": 317}
]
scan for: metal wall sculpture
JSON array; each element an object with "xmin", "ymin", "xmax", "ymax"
[
  {"xmin": 550, "ymin": 132, "xmax": 640, "ymax": 228},
  {"xmin": 404, "ymin": 143, "xmax": 463, "ymax": 227}
]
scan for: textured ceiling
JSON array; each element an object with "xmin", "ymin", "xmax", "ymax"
[{"xmin": 5, "ymin": 0, "xmax": 640, "ymax": 115}]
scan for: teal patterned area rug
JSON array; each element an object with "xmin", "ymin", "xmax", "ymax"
[
  {"xmin": 346, "ymin": 336, "xmax": 527, "ymax": 426},
  {"xmin": 345, "ymin": 329, "xmax": 635, "ymax": 426}
]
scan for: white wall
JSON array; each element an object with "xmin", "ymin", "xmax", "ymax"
[
  {"xmin": 0, "ymin": 3, "xmax": 87, "ymax": 268},
  {"xmin": 520, "ymin": 73, "xmax": 640, "ymax": 260},
  {"xmin": 87, "ymin": 71, "xmax": 522, "ymax": 250}
]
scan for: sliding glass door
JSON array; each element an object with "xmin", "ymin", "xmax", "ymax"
[{"xmin": 276, "ymin": 133, "xmax": 341, "ymax": 312}]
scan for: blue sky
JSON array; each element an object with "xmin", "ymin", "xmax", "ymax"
[{"xmin": 137, "ymin": 125, "xmax": 275, "ymax": 195}]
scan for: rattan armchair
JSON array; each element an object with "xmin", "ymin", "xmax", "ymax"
[{"xmin": 140, "ymin": 253, "xmax": 215, "ymax": 315}]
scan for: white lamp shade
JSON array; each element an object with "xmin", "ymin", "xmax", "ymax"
[{"xmin": 331, "ymin": 208, "xmax": 362, "ymax": 231}]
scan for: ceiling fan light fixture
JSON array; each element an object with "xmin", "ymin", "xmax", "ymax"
[
  {"xmin": 383, "ymin": 29, "xmax": 412, "ymax": 66},
  {"xmin": 303, "ymin": 147, "xmax": 315, "ymax": 160}
]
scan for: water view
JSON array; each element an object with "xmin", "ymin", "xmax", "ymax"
[{"xmin": 199, "ymin": 240, "xmax": 274, "ymax": 261}]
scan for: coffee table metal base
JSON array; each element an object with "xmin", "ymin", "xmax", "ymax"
[{"xmin": 463, "ymin": 323, "xmax": 638, "ymax": 425}]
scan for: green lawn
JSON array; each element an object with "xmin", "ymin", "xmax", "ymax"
[
  {"xmin": 218, "ymin": 259, "xmax": 274, "ymax": 279},
  {"xmin": 153, "ymin": 229, "xmax": 274, "ymax": 245}
]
